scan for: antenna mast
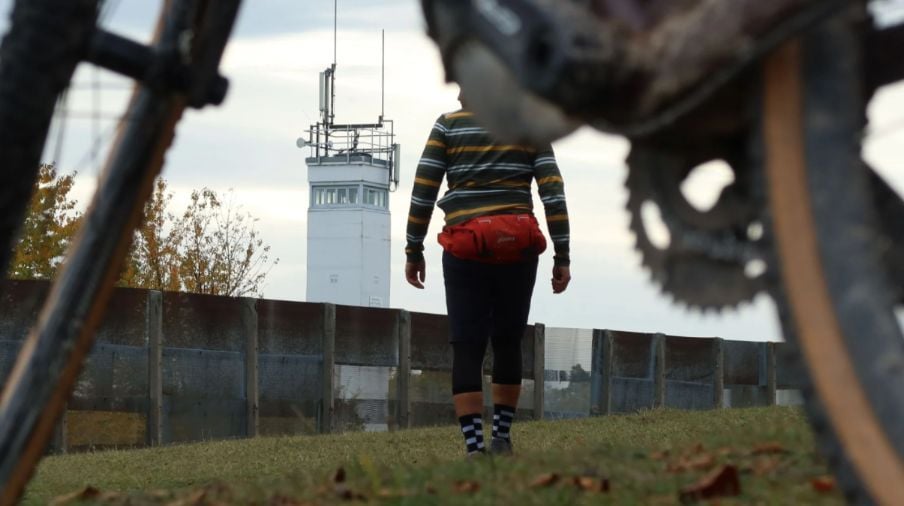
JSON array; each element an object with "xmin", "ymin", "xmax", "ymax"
[
  {"xmin": 330, "ymin": 0, "xmax": 337, "ymax": 126},
  {"xmin": 380, "ymin": 30, "xmax": 385, "ymax": 123}
]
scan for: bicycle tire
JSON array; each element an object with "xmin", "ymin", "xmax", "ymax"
[
  {"xmin": 763, "ymin": 10, "xmax": 904, "ymax": 506},
  {"xmin": 0, "ymin": 0, "xmax": 98, "ymax": 278},
  {"xmin": 0, "ymin": 1, "xmax": 241, "ymax": 504}
]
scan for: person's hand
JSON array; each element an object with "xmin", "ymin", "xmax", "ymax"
[
  {"xmin": 552, "ymin": 265, "xmax": 571, "ymax": 294},
  {"xmin": 406, "ymin": 261, "xmax": 426, "ymax": 289}
]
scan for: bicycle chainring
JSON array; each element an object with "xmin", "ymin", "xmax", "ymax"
[{"xmin": 625, "ymin": 136, "xmax": 770, "ymax": 310}]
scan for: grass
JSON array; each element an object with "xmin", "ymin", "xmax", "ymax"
[{"xmin": 28, "ymin": 407, "xmax": 843, "ymax": 505}]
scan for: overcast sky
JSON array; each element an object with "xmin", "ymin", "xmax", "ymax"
[{"xmin": 6, "ymin": 1, "xmax": 903, "ymax": 342}]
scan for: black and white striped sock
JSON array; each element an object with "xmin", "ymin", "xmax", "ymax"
[
  {"xmin": 458, "ymin": 414, "xmax": 485, "ymax": 454},
  {"xmin": 492, "ymin": 404, "xmax": 515, "ymax": 441}
]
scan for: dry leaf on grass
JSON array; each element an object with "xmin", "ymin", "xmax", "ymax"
[
  {"xmin": 333, "ymin": 484, "xmax": 366, "ymax": 501},
  {"xmin": 716, "ymin": 447, "xmax": 734, "ymax": 457},
  {"xmin": 166, "ymin": 487, "xmax": 225, "ymax": 506},
  {"xmin": 269, "ymin": 494, "xmax": 315, "ymax": 506},
  {"xmin": 452, "ymin": 480, "xmax": 481, "ymax": 494},
  {"xmin": 148, "ymin": 489, "xmax": 174, "ymax": 500},
  {"xmin": 49, "ymin": 486, "xmax": 101, "ymax": 505},
  {"xmin": 678, "ymin": 465, "xmax": 741, "ymax": 504},
  {"xmin": 752, "ymin": 457, "xmax": 782, "ymax": 476},
  {"xmin": 183, "ymin": 488, "xmax": 208, "ymax": 505},
  {"xmin": 530, "ymin": 473, "xmax": 560, "ymax": 488},
  {"xmin": 811, "ymin": 475, "xmax": 836, "ymax": 493},
  {"xmin": 752, "ymin": 442, "xmax": 788, "ymax": 455},
  {"xmin": 377, "ymin": 488, "xmax": 412, "ymax": 499},
  {"xmin": 651, "ymin": 450, "xmax": 670, "ymax": 461},
  {"xmin": 570, "ymin": 476, "xmax": 610, "ymax": 493},
  {"xmin": 668, "ymin": 454, "xmax": 716, "ymax": 473}
]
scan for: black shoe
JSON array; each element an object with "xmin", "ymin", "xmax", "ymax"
[{"xmin": 489, "ymin": 437, "xmax": 513, "ymax": 456}]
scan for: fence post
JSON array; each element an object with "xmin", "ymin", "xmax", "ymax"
[
  {"xmin": 590, "ymin": 329, "xmax": 613, "ymax": 416},
  {"xmin": 602, "ymin": 330, "xmax": 614, "ymax": 415},
  {"xmin": 320, "ymin": 303, "xmax": 336, "ymax": 434},
  {"xmin": 51, "ymin": 410, "xmax": 67, "ymax": 454},
  {"xmin": 766, "ymin": 341, "xmax": 777, "ymax": 406},
  {"xmin": 532, "ymin": 323, "xmax": 545, "ymax": 420},
  {"xmin": 396, "ymin": 310, "xmax": 411, "ymax": 430},
  {"xmin": 653, "ymin": 333, "xmax": 666, "ymax": 409},
  {"xmin": 712, "ymin": 337, "xmax": 724, "ymax": 409},
  {"xmin": 146, "ymin": 290, "xmax": 163, "ymax": 446},
  {"xmin": 590, "ymin": 329, "xmax": 602, "ymax": 416},
  {"xmin": 242, "ymin": 297, "xmax": 259, "ymax": 438}
]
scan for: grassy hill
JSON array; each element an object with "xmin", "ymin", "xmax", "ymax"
[{"xmin": 28, "ymin": 407, "xmax": 843, "ymax": 505}]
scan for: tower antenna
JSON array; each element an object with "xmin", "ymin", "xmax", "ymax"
[
  {"xmin": 380, "ymin": 29, "xmax": 385, "ymax": 123},
  {"xmin": 330, "ymin": 0, "xmax": 337, "ymax": 125}
]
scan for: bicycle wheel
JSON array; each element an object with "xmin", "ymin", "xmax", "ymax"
[
  {"xmin": 0, "ymin": 0, "xmax": 98, "ymax": 278},
  {"xmin": 763, "ymin": 10, "xmax": 904, "ymax": 506},
  {"xmin": 0, "ymin": 1, "xmax": 241, "ymax": 504}
]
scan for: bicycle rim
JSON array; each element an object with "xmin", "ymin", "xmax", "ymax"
[{"xmin": 763, "ymin": 12, "xmax": 904, "ymax": 506}]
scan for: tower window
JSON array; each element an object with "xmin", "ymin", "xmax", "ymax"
[
  {"xmin": 312, "ymin": 185, "xmax": 361, "ymax": 208},
  {"xmin": 364, "ymin": 187, "xmax": 388, "ymax": 208}
]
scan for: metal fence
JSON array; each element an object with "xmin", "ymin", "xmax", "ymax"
[{"xmin": 0, "ymin": 279, "xmax": 804, "ymax": 453}]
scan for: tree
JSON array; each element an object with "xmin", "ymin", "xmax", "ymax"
[
  {"xmin": 118, "ymin": 178, "xmax": 182, "ymax": 291},
  {"xmin": 8, "ymin": 164, "xmax": 82, "ymax": 280},
  {"xmin": 569, "ymin": 363, "xmax": 591, "ymax": 383},
  {"xmin": 175, "ymin": 187, "xmax": 277, "ymax": 297},
  {"xmin": 8, "ymin": 168, "xmax": 277, "ymax": 298}
]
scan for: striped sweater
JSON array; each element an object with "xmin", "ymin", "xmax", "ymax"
[{"xmin": 405, "ymin": 110, "xmax": 571, "ymax": 266}]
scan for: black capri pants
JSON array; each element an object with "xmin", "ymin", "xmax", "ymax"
[{"xmin": 443, "ymin": 251, "xmax": 539, "ymax": 395}]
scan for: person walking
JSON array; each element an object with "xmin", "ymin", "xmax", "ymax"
[{"xmin": 404, "ymin": 97, "xmax": 571, "ymax": 457}]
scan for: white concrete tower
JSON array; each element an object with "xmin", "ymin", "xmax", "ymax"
[{"xmin": 299, "ymin": 61, "xmax": 399, "ymax": 308}]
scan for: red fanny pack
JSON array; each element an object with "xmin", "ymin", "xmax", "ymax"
[{"xmin": 438, "ymin": 213, "xmax": 547, "ymax": 263}]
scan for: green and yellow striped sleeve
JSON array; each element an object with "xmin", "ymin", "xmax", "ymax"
[
  {"xmin": 534, "ymin": 148, "xmax": 570, "ymax": 267},
  {"xmin": 405, "ymin": 116, "xmax": 448, "ymax": 263}
]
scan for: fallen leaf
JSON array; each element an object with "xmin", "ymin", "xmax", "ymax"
[
  {"xmin": 49, "ymin": 486, "xmax": 101, "ymax": 505},
  {"xmin": 651, "ymin": 450, "xmax": 670, "ymax": 461},
  {"xmin": 269, "ymin": 494, "xmax": 314, "ymax": 506},
  {"xmin": 572, "ymin": 476, "xmax": 594, "ymax": 490},
  {"xmin": 377, "ymin": 488, "xmax": 412, "ymax": 499},
  {"xmin": 688, "ymin": 454, "xmax": 715, "ymax": 471},
  {"xmin": 678, "ymin": 465, "xmax": 741, "ymax": 504},
  {"xmin": 667, "ymin": 454, "xmax": 715, "ymax": 473},
  {"xmin": 333, "ymin": 484, "xmax": 366, "ymax": 501},
  {"xmin": 148, "ymin": 489, "xmax": 173, "ymax": 500},
  {"xmin": 452, "ymin": 480, "xmax": 481, "ymax": 494},
  {"xmin": 752, "ymin": 457, "xmax": 782, "ymax": 476},
  {"xmin": 752, "ymin": 442, "xmax": 787, "ymax": 455},
  {"xmin": 530, "ymin": 473, "xmax": 560, "ymax": 488},
  {"xmin": 570, "ymin": 476, "xmax": 610, "ymax": 493},
  {"xmin": 716, "ymin": 447, "xmax": 734, "ymax": 457},
  {"xmin": 331, "ymin": 467, "xmax": 346, "ymax": 484},
  {"xmin": 185, "ymin": 488, "xmax": 208, "ymax": 505},
  {"xmin": 811, "ymin": 475, "xmax": 836, "ymax": 493}
]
